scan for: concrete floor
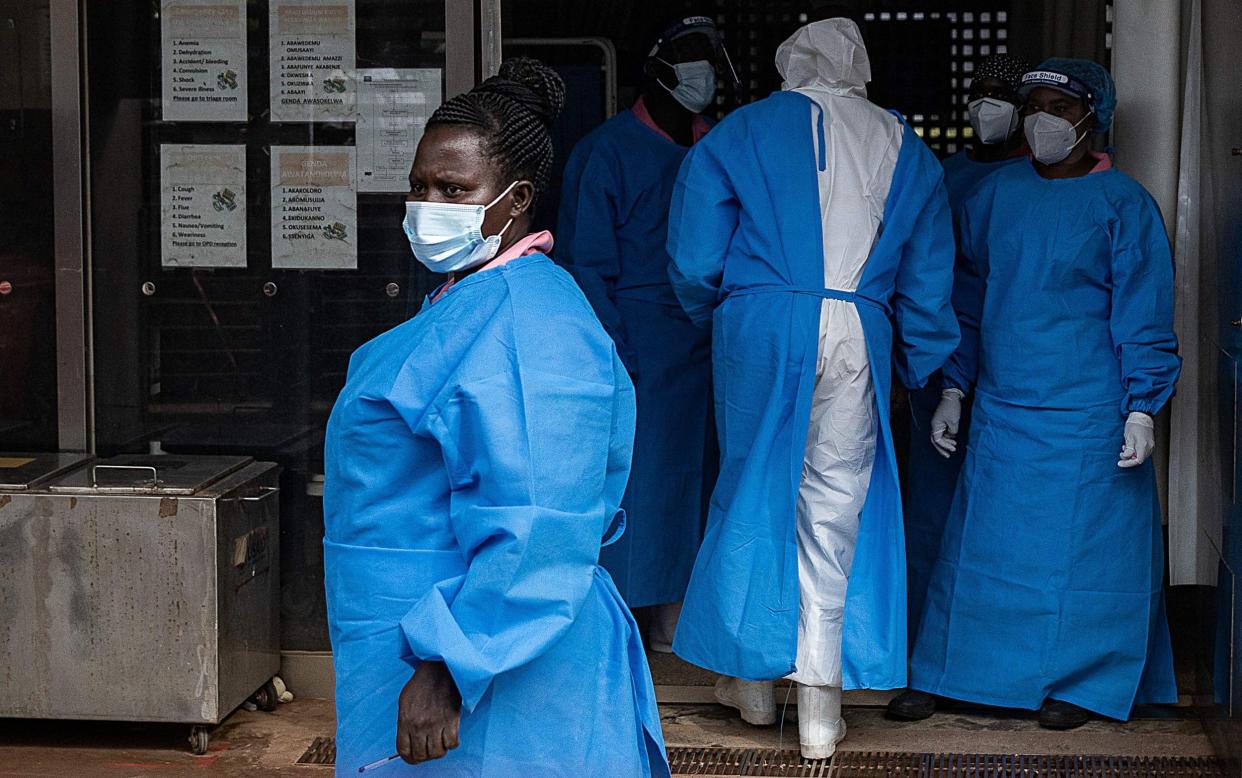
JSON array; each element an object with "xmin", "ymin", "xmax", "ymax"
[
  {"xmin": 0, "ymin": 654, "xmax": 1219, "ymax": 776},
  {"xmin": 662, "ymin": 703, "xmax": 1216, "ymax": 758},
  {"xmin": 648, "ymin": 651, "xmax": 1217, "ymax": 758},
  {"xmin": 0, "ymin": 703, "xmax": 330, "ymax": 778},
  {"xmin": 0, "ymin": 699, "xmax": 1217, "ymax": 777}
]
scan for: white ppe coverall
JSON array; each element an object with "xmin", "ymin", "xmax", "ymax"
[{"xmin": 779, "ymin": 19, "xmax": 901, "ymax": 689}]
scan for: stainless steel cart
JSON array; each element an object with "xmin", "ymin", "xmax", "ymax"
[{"xmin": 0, "ymin": 453, "xmax": 281, "ymax": 754}]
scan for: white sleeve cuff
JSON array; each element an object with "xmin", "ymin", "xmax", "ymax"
[{"xmin": 941, "ymin": 388, "xmax": 966, "ymax": 401}]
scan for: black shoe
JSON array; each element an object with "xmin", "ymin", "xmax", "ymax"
[
  {"xmin": 886, "ymin": 689, "xmax": 937, "ymax": 721},
  {"xmin": 1039, "ymin": 699, "xmax": 1091, "ymax": 730}
]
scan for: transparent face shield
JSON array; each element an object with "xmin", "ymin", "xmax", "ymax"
[
  {"xmin": 718, "ymin": 41, "xmax": 742, "ymax": 92},
  {"xmin": 649, "ymin": 23, "xmax": 742, "ymax": 102}
]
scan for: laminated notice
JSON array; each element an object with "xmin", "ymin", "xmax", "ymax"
[
  {"xmin": 271, "ymin": 146, "xmax": 358, "ymax": 269},
  {"xmin": 160, "ymin": 0, "xmax": 248, "ymax": 122},
  {"xmin": 269, "ymin": 0, "xmax": 357, "ymax": 123},
  {"xmin": 161, "ymin": 144, "xmax": 248, "ymax": 268}
]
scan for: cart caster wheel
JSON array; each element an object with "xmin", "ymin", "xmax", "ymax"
[
  {"xmin": 189, "ymin": 726, "xmax": 210, "ymax": 756},
  {"xmin": 253, "ymin": 678, "xmax": 279, "ymax": 712}
]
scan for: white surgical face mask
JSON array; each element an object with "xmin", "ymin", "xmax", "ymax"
[
  {"xmin": 656, "ymin": 58, "xmax": 717, "ymax": 113},
  {"xmin": 968, "ymin": 97, "xmax": 1020, "ymax": 145},
  {"xmin": 402, "ymin": 181, "xmax": 517, "ymax": 274},
  {"xmin": 1024, "ymin": 110, "xmax": 1094, "ymax": 165}
]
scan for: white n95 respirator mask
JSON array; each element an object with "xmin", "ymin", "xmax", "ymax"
[
  {"xmin": 968, "ymin": 97, "xmax": 1019, "ymax": 145},
  {"xmin": 656, "ymin": 58, "xmax": 718, "ymax": 113},
  {"xmin": 1024, "ymin": 110, "xmax": 1094, "ymax": 165},
  {"xmin": 402, "ymin": 182, "xmax": 517, "ymax": 274}
]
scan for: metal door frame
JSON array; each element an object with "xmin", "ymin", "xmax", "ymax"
[
  {"xmin": 478, "ymin": 0, "xmax": 501, "ymax": 79},
  {"xmin": 503, "ymin": 37, "xmax": 619, "ymax": 118},
  {"xmin": 51, "ymin": 0, "xmax": 89, "ymax": 452}
]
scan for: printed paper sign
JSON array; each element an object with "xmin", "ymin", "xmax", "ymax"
[
  {"xmin": 160, "ymin": 0, "xmax": 248, "ymax": 122},
  {"xmin": 269, "ymin": 0, "xmax": 356, "ymax": 123},
  {"xmin": 271, "ymin": 146, "xmax": 358, "ymax": 269},
  {"xmin": 355, "ymin": 68, "xmax": 442, "ymax": 192},
  {"xmin": 161, "ymin": 144, "xmax": 248, "ymax": 268}
]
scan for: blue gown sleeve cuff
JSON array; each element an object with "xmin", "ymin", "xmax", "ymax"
[
  {"xmin": 941, "ymin": 369, "xmax": 971, "ymax": 394},
  {"xmin": 1125, "ymin": 399, "xmax": 1164, "ymax": 417},
  {"xmin": 399, "ymin": 576, "xmax": 494, "ymax": 714}
]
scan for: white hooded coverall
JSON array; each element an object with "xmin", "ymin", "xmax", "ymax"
[{"xmin": 778, "ymin": 19, "xmax": 903, "ymax": 689}]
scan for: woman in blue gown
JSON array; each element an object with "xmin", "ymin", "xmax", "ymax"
[
  {"xmin": 905, "ymin": 58, "xmax": 1181, "ymax": 730},
  {"xmin": 323, "ymin": 60, "xmax": 668, "ymax": 777}
]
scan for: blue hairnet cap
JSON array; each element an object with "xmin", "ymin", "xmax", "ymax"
[{"xmin": 1020, "ymin": 57, "xmax": 1116, "ymax": 132}]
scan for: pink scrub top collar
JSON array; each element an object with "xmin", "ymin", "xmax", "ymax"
[
  {"xmin": 432, "ymin": 230, "xmax": 554, "ymax": 304},
  {"xmin": 632, "ymin": 96, "xmax": 710, "ymax": 145}
]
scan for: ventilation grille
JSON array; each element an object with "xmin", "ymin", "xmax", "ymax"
[
  {"xmin": 666, "ymin": 748, "xmax": 1230, "ymax": 777},
  {"xmin": 711, "ymin": 2, "xmax": 1014, "ymax": 158},
  {"xmin": 296, "ymin": 736, "xmax": 336, "ymax": 766},
  {"xmin": 862, "ymin": 8, "xmax": 1010, "ymax": 157},
  {"xmin": 295, "ymin": 740, "xmax": 1229, "ymax": 776}
]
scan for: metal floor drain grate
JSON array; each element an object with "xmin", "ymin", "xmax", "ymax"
[
  {"xmin": 665, "ymin": 748, "xmax": 1231, "ymax": 777},
  {"xmin": 296, "ymin": 736, "xmax": 336, "ymax": 766},
  {"xmin": 295, "ymin": 741, "xmax": 1229, "ymax": 776}
]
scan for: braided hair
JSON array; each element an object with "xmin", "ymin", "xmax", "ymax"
[{"xmin": 426, "ymin": 58, "xmax": 565, "ymax": 198}]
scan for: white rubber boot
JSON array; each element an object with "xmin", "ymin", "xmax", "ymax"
[
  {"xmin": 646, "ymin": 602, "xmax": 682, "ymax": 654},
  {"xmin": 714, "ymin": 676, "xmax": 777, "ymax": 726},
  {"xmin": 798, "ymin": 684, "xmax": 846, "ymax": 760}
]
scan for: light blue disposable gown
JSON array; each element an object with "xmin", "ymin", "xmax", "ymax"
[
  {"xmin": 666, "ymin": 90, "xmax": 959, "ymax": 687},
  {"xmin": 324, "ymin": 254, "xmax": 669, "ymax": 777},
  {"xmin": 903, "ymin": 149, "xmax": 1023, "ymax": 641},
  {"xmin": 909, "ymin": 160, "xmax": 1181, "ymax": 719},
  {"xmin": 558, "ymin": 108, "xmax": 714, "ymax": 607}
]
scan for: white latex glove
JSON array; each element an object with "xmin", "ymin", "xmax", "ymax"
[
  {"xmin": 1118, "ymin": 412, "xmax": 1155, "ymax": 468},
  {"xmin": 930, "ymin": 388, "xmax": 965, "ymax": 459}
]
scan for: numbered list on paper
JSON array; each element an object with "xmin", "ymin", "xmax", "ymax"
[
  {"xmin": 269, "ymin": 0, "xmax": 356, "ymax": 123},
  {"xmin": 271, "ymin": 146, "xmax": 358, "ymax": 269},
  {"xmin": 160, "ymin": 0, "xmax": 248, "ymax": 122},
  {"xmin": 161, "ymin": 144, "xmax": 248, "ymax": 268}
]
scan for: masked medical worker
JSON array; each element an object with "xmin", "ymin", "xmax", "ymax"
[
  {"xmin": 558, "ymin": 15, "xmax": 733, "ymax": 649},
  {"xmin": 902, "ymin": 52, "xmax": 1030, "ymax": 644},
  {"xmin": 323, "ymin": 59, "xmax": 669, "ymax": 777},
  {"xmin": 666, "ymin": 17, "xmax": 959, "ymax": 760},
  {"xmin": 897, "ymin": 59, "xmax": 1181, "ymax": 730}
]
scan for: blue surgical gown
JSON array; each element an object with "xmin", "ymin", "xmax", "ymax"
[
  {"xmin": 324, "ymin": 253, "xmax": 669, "ymax": 777},
  {"xmin": 909, "ymin": 160, "xmax": 1181, "ymax": 719},
  {"xmin": 558, "ymin": 109, "xmax": 715, "ymax": 608},
  {"xmin": 903, "ymin": 150, "xmax": 1023, "ymax": 643},
  {"xmin": 666, "ymin": 91, "xmax": 959, "ymax": 688}
]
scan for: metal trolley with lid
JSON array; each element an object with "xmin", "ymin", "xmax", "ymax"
[{"xmin": 0, "ymin": 454, "xmax": 281, "ymax": 754}]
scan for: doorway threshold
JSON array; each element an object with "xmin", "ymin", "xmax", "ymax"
[{"xmin": 652, "ymin": 653, "xmax": 1217, "ymax": 760}]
